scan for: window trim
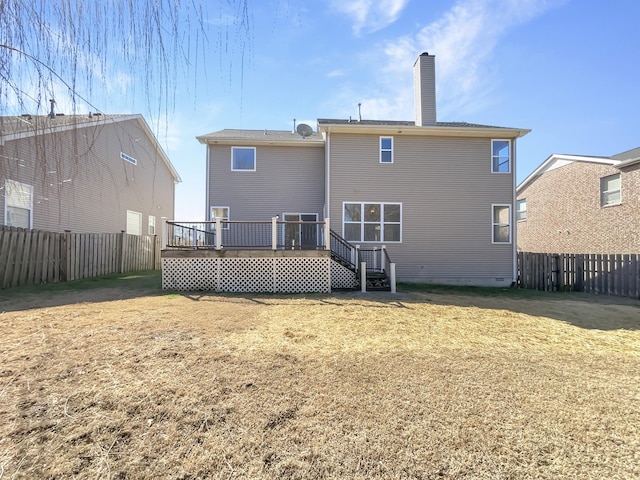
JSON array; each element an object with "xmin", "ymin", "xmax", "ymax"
[
  {"xmin": 231, "ymin": 146, "xmax": 256, "ymax": 172},
  {"xmin": 491, "ymin": 203, "xmax": 512, "ymax": 244},
  {"xmin": 342, "ymin": 201, "xmax": 402, "ymax": 243},
  {"xmin": 600, "ymin": 173, "xmax": 621, "ymax": 207},
  {"xmin": 379, "ymin": 136, "xmax": 394, "ymax": 164},
  {"xmin": 210, "ymin": 206, "xmax": 230, "ymax": 230},
  {"xmin": 491, "ymin": 139, "xmax": 511, "ymax": 174},
  {"xmin": 516, "ymin": 199, "xmax": 527, "ymax": 222},
  {"xmin": 4, "ymin": 179, "xmax": 33, "ymax": 229},
  {"xmin": 126, "ymin": 210, "xmax": 143, "ymax": 236}
]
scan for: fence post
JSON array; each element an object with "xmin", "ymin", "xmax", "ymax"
[
  {"xmin": 215, "ymin": 218, "xmax": 222, "ymax": 250},
  {"xmin": 360, "ymin": 261, "xmax": 367, "ymax": 293},
  {"xmin": 272, "ymin": 217, "xmax": 278, "ymax": 250},
  {"xmin": 390, "ymin": 263, "xmax": 396, "ymax": 294},
  {"xmin": 324, "ymin": 217, "xmax": 330, "ymax": 250},
  {"xmin": 119, "ymin": 231, "xmax": 126, "ymax": 274},
  {"xmin": 62, "ymin": 230, "xmax": 71, "ymax": 282}
]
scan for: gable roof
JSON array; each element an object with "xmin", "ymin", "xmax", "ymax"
[
  {"xmin": 517, "ymin": 147, "xmax": 640, "ymax": 193},
  {"xmin": 197, "ymin": 128, "xmax": 324, "ymax": 147},
  {"xmin": 0, "ymin": 114, "xmax": 181, "ymax": 182},
  {"xmin": 317, "ymin": 118, "xmax": 530, "ymax": 138}
]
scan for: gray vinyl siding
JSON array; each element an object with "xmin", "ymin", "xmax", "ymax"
[
  {"xmin": 329, "ymin": 133, "xmax": 515, "ymax": 285},
  {"xmin": 208, "ymin": 144, "xmax": 325, "ymax": 221},
  {"xmin": 0, "ymin": 118, "xmax": 176, "ymax": 234}
]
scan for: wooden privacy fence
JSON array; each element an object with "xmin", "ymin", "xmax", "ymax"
[
  {"xmin": 518, "ymin": 252, "xmax": 640, "ymax": 298},
  {"xmin": 0, "ymin": 226, "xmax": 161, "ymax": 289}
]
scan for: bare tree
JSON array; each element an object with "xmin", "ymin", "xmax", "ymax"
[{"xmin": 0, "ymin": 0, "xmax": 252, "ymax": 116}]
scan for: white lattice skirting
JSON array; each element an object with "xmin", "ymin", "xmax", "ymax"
[
  {"xmin": 162, "ymin": 254, "xmax": 332, "ymax": 293},
  {"xmin": 331, "ymin": 260, "xmax": 358, "ymax": 289}
]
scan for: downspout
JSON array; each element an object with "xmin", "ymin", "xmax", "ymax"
[
  {"xmin": 325, "ymin": 129, "xmax": 331, "ymax": 222},
  {"xmin": 512, "ymin": 138, "xmax": 518, "ymax": 286},
  {"xmin": 205, "ymin": 144, "xmax": 211, "ymax": 221}
]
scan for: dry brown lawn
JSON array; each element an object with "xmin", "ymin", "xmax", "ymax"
[{"xmin": 0, "ymin": 274, "xmax": 639, "ymax": 479}]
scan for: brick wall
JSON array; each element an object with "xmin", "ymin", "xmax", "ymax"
[{"xmin": 517, "ymin": 162, "xmax": 640, "ymax": 253}]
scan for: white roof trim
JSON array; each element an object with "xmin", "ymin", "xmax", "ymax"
[{"xmin": 517, "ymin": 154, "xmax": 618, "ymax": 193}]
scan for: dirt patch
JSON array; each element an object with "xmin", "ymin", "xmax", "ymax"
[{"xmin": 1, "ymin": 284, "xmax": 639, "ymax": 479}]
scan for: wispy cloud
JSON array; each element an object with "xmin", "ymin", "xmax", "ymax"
[
  {"xmin": 358, "ymin": 0, "xmax": 567, "ymax": 119},
  {"xmin": 329, "ymin": 0, "xmax": 410, "ymax": 36}
]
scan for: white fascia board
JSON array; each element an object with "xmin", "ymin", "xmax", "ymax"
[{"xmin": 317, "ymin": 123, "xmax": 531, "ymax": 139}]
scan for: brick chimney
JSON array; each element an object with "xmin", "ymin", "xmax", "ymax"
[{"xmin": 413, "ymin": 53, "xmax": 437, "ymax": 126}]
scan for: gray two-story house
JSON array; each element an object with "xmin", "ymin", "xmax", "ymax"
[{"xmin": 195, "ymin": 53, "xmax": 530, "ymax": 287}]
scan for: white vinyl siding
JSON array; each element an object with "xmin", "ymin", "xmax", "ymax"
[
  {"xmin": 380, "ymin": 136, "xmax": 393, "ymax": 163},
  {"xmin": 492, "ymin": 204, "xmax": 511, "ymax": 244},
  {"xmin": 231, "ymin": 147, "xmax": 256, "ymax": 171},
  {"xmin": 343, "ymin": 202, "xmax": 401, "ymax": 243},
  {"xmin": 491, "ymin": 139, "xmax": 511, "ymax": 173},
  {"xmin": 600, "ymin": 174, "xmax": 621, "ymax": 206},
  {"xmin": 4, "ymin": 179, "xmax": 33, "ymax": 228},
  {"xmin": 126, "ymin": 210, "xmax": 142, "ymax": 235}
]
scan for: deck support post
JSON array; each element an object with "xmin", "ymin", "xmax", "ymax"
[
  {"xmin": 215, "ymin": 218, "xmax": 222, "ymax": 250},
  {"xmin": 360, "ymin": 261, "xmax": 367, "ymax": 292},
  {"xmin": 271, "ymin": 217, "xmax": 278, "ymax": 250},
  {"xmin": 381, "ymin": 245, "xmax": 386, "ymax": 272},
  {"xmin": 324, "ymin": 217, "xmax": 330, "ymax": 250},
  {"xmin": 390, "ymin": 263, "xmax": 396, "ymax": 293}
]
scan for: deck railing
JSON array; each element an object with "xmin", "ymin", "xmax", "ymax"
[{"xmin": 165, "ymin": 218, "xmax": 330, "ymax": 250}]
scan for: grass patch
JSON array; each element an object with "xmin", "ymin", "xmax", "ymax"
[{"xmin": 0, "ymin": 287, "xmax": 638, "ymax": 478}]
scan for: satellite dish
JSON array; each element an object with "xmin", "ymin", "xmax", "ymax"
[{"xmin": 296, "ymin": 123, "xmax": 313, "ymax": 138}]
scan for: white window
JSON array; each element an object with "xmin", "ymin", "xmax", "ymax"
[
  {"xmin": 516, "ymin": 199, "xmax": 527, "ymax": 221},
  {"xmin": 343, "ymin": 202, "xmax": 401, "ymax": 243},
  {"xmin": 4, "ymin": 179, "xmax": 33, "ymax": 229},
  {"xmin": 210, "ymin": 206, "xmax": 230, "ymax": 229},
  {"xmin": 600, "ymin": 174, "xmax": 621, "ymax": 207},
  {"xmin": 491, "ymin": 140, "xmax": 511, "ymax": 173},
  {"xmin": 492, "ymin": 204, "xmax": 511, "ymax": 244},
  {"xmin": 380, "ymin": 136, "xmax": 393, "ymax": 163},
  {"xmin": 126, "ymin": 210, "xmax": 142, "ymax": 235},
  {"xmin": 148, "ymin": 215, "xmax": 156, "ymax": 235},
  {"xmin": 231, "ymin": 147, "xmax": 256, "ymax": 171}
]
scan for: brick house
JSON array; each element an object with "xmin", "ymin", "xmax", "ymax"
[{"xmin": 516, "ymin": 147, "xmax": 640, "ymax": 253}]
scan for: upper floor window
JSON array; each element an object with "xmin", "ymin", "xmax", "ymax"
[
  {"xmin": 491, "ymin": 140, "xmax": 511, "ymax": 173},
  {"xmin": 380, "ymin": 136, "xmax": 393, "ymax": 163},
  {"xmin": 492, "ymin": 204, "xmax": 511, "ymax": 244},
  {"xmin": 4, "ymin": 179, "xmax": 32, "ymax": 229},
  {"xmin": 343, "ymin": 202, "xmax": 401, "ymax": 243},
  {"xmin": 516, "ymin": 199, "xmax": 527, "ymax": 221},
  {"xmin": 600, "ymin": 174, "xmax": 621, "ymax": 207},
  {"xmin": 231, "ymin": 147, "xmax": 256, "ymax": 171}
]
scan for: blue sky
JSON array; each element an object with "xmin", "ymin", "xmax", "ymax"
[{"xmin": 8, "ymin": 0, "xmax": 640, "ymax": 221}]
